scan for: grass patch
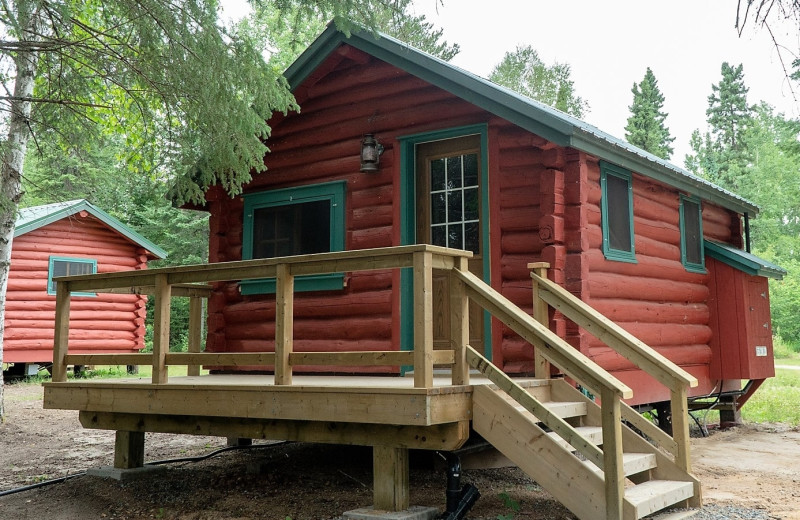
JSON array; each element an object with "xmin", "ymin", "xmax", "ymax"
[{"xmin": 741, "ymin": 368, "xmax": 800, "ymax": 426}]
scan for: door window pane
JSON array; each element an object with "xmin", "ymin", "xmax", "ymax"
[{"xmin": 428, "ymin": 152, "xmax": 480, "ymax": 254}]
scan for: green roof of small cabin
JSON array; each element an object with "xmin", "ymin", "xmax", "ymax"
[
  {"xmin": 286, "ymin": 25, "xmax": 760, "ymax": 218},
  {"xmin": 16, "ymin": 199, "xmax": 168, "ymax": 259},
  {"xmin": 705, "ymin": 240, "xmax": 786, "ymax": 280}
]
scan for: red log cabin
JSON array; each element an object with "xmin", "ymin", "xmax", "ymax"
[
  {"xmin": 4, "ymin": 199, "xmax": 166, "ymax": 375},
  {"xmin": 192, "ymin": 27, "xmax": 784, "ymax": 421}
]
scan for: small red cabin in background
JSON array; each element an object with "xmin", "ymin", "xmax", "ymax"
[
  {"xmin": 4, "ymin": 200, "xmax": 166, "ymax": 373},
  {"xmin": 193, "ymin": 27, "xmax": 784, "ymax": 417}
]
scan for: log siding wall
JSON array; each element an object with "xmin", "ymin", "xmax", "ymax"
[
  {"xmin": 5, "ymin": 214, "xmax": 149, "ymax": 363},
  {"xmin": 205, "ymin": 45, "xmax": 745, "ymax": 398}
]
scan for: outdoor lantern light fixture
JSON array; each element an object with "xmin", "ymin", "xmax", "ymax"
[{"xmin": 360, "ymin": 134, "xmax": 384, "ymax": 173}]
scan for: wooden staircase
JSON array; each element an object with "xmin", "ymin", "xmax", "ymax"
[
  {"xmin": 471, "ymin": 378, "xmax": 699, "ymax": 519},
  {"xmin": 452, "ymin": 262, "xmax": 703, "ymax": 520}
]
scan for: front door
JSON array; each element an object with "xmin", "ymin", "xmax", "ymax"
[{"xmin": 415, "ymin": 135, "xmax": 484, "ymax": 354}]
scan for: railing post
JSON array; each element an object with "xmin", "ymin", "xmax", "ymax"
[
  {"xmin": 413, "ymin": 251, "xmax": 434, "ymax": 388},
  {"xmin": 52, "ymin": 281, "xmax": 71, "ymax": 382},
  {"xmin": 275, "ymin": 263, "xmax": 294, "ymax": 385},
  {"xmin": 528, "ymin": 262, "xmax": 552, "ymax": 379},
  {"xmin": 152, "ymin": 273, "xmax": 171, "ymax": 384},
  {"xmin": 450, "ymin": 256, "xmax": 470, "ymax": 385},
  {"xmin": 600, "ymin": 388, "xmax": 624, "ymax": 520},
  {"xmin": 187, "ymin": 295, "xmax": 204, "ymax": 377},
  {"xmin": 670, "ymin": 386, "xmax": 691, "ymax": 472}
]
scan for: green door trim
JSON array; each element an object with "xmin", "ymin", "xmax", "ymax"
[{"xmin": 398, "ymin": 123, "xmax": 492, "ymax": 366}]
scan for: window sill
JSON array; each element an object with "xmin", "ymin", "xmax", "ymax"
[{"xmin": 239, "ymin": 273, "xmax": 346, "ymax": 295}]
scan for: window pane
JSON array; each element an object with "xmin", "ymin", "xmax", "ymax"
[
  {"xmin": 606, "ymin": 174, "xmax": 632, "ymax": 252},
  {"xmin": 431, "ymin": 158, "xmax": 446, "ymax": 191},
  {"xmin": 447, "ymin": 156, "xmax": 462, "ymax": 188},
  {"xmin": 252, "ymin": 200, "xmax": 330, "ymax": 259},
  {"xmin": 463, "ymin": 153, "xmax": 478, "ymax": 187},
  {"xmin": 447, "ymin": 190, "xmax": 462, "ymax": 224},
  {"xmin": 464, "ymin": 222, "xmax": 479, "ymax": 254},
  {"xmin": 431, "ymin": 225, "xmax": 446, "ymax": 247},
  {"xmin": 448, "ymin": 223, "xmax": 463, "ymax": 249},
  {"xmin": 684, "ymin": 200, "xmax": 702, "ymax": 265},
  {"xmin": 431, "ymin": 192, "xmax": 446, "ymax": 225},
  {"xmin": 464, "ymin": 188, "xmax": 479, "ymax": 221}
]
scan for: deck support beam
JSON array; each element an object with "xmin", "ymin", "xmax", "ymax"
[
  {"xmin": 373, "ymin": 446, "xmax": 409, "ymax": 512},
  {"xmin": 114, "ymin": 431, "xmax": 145, "ymax": 469}
]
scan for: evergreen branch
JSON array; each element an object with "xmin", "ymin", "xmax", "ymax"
[{"xmin": 0, "ymin": 96, "xmax": 112, "ymax": 109}]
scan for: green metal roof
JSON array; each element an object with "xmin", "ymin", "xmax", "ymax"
[
  {"xmin": 704, "ymin": 240, "xmax": 785, "ymax": 280},
  {"xmin": 16, "ymin": 199, "xmax": 168, "ymax": 259},
  {"xmin": 285, "ymin": 25, "xmax": 760, "ymax": 217}
]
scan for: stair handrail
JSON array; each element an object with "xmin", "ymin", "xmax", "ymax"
[
  {"xmin": 465, "ymin": 345, "xmax": 606, "ymax": 469},
  {"xmin": 454, "ymin": 269, "xmax": 629, "ymax": 518},
  {"xmin": 453, "ymin": 270, "xmax": 632, "ymax": 400},
  {"xmin": 529, "ymin": 266, "xmax": 696, "ymax": 473}
]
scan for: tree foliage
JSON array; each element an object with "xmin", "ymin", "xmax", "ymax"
[
  {"xmin": 0, "ymin": 0, "xmax": 408, "ymax": 417},
  {"xmin": 488, "ymin": 45, "xmax": 588, "ymax": 118},
  {"xmin": 685, "ymin": 62, "xmax": 753, "ymax": 190},
  {"xmin": 242, "ymin": 0, "xmax": 460, "ymax": 71},
  {"xmin": 624, "ymin": 68, "xmax": 675, "ymax": 160}
]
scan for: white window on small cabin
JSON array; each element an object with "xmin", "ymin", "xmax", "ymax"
[
  {"xmin": 600, "ymin": 162, "xmax": 636, "ymax": 263},
  {"xmin": 47, "ymin": 257, "xmax": 97, "ymax": 296},
  {"xmin": 240, "ymin": 180, "xmax": 346, "ymax": 294},
  {"xmin": 680, "ymin": 195, "xmax": 705, "ymax": 273}
]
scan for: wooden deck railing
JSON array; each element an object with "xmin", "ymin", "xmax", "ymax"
[
  {"xmin": 51, "ymin": 245, "xmax": 472, "ymax": 387},
  {"xmin": 528, "ymin": 262, "xmax": 698, "ymax": 474}
]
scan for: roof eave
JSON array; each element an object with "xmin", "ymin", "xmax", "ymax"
[
  {"xmin": 15, "ymin": 200, "xmax": 168, "ymax": 260},
  {"xmin": 570, "ymin": 130, "xmax": 760, "ymax": 217}
]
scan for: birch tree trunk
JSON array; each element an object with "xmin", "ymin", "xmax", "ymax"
[{"xmin": 0, "ymin": 0, "xmax": 40, "ymax": 419}]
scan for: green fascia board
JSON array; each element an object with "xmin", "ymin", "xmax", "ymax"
[
  {"xmin": 285, "ymin": 25, "xmax": 573, "ymax": 147},
  {"xmin": 285, "ymin": 25, "xmax": 759, "ymax": 219},
  {"xmin": 15, "ymin": 199, "xmax": 167, "ymax": 259},
  {"xmin": 704, "ymin": 240, "xmax": 786, "ymax": 280}
]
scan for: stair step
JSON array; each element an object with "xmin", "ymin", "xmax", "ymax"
[
  {"xmin": 645, "ymin": 509, "xmax": 698, "ymax": 520},
  {"xmin": 546, "ymin": 425, "xmax": 603, "ymax": 450},
  {"xmin": 582, "ymin": 452, "xmax": 657, "ymax": 478},
  {"xmin": 625, "ymin": 480, "xmax": 694, "ymax": 518},
  {"xmin": 514, "ymin": 400, "xmax": 587, "ymax": 420}
]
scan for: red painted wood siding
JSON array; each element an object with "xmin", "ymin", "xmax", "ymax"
[
  {"xmin": 204, "ymin": 44, "xmax": 747, "ymax": 401},
  {"xmin": 4, "ymin": 214, "xmax": 149, "ymax": 363}
]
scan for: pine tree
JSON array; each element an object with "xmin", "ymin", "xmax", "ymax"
[
  {"xmin": 685, "ymin": 62, "xmax": 753, "ymax": 190},
  {"xmin": 624, "ymin": 68, "xmax": 675, "ymax": 160}
]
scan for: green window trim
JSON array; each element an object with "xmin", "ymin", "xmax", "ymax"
[
  {"xmin": 241, "ymin": 180, "xmax": 346, "ymax": 294},
  {"xmin": 47, "ymin": 256, "xmax": 97, "ymax": 296},
  {"xmin": 680, "ymin": 194, "xmax": 706, "ymax": 273},
  {"xmin": 600, "ymin": 161, "xmax": 637, "ymax": 263}
]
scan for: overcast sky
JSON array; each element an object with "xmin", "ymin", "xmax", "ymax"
[{"xmin": 409, "ymin": 0, "xmax": 799, "ymax": 164}]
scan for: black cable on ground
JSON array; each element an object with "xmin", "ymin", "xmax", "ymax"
[{"xmin": 0, "ymin": 441, "xmax": 289, "ymax": 498}]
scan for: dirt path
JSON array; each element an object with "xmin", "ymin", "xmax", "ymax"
[{"xmin": 1, "ymin": 382, "xmax": 798, "ymax": 519}]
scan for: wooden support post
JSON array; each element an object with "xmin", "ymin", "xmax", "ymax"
[
  {"xmin": 52, "ymin": 282, "xmax": 71, "ymax": 383},
  {"xmin": 114, "ymin": 431, "xmax": 145, "ymax": 469},
  {"xmin": 450, "ymin": 256, "xmax": 470, "ymax": 385},
  {"xmin": 670, "ymin": 386, "xmax": 691, "ymax": 473},
  {"xmin": 528, "ymin": 262, "xmax": 552, "ymax": 380},
  {"xmin": 152, "ymin": 273, "xmax": 171, "ymax": 384},
  {"xmin": 275, "ymin": 263, "xmax": 294, "ymax": 385},
  {"xmin": 373, "ymin": 446, "xmax": 409, "ymax": 512},
  {"xmin": 413, "ymin": 251, "xmax": 434, "ymax": 388},
  {"xmin": 187, "ymin": 296, "xmax": 203, "ymax": 377},
  {"xmin": 600, "ymin": 388, "xmax": 624, "ymax": 520}
]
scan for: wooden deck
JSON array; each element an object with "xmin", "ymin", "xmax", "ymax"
[{"xmin": 42, "ymin": 246, "xmax": 702, "ymax": 519}]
